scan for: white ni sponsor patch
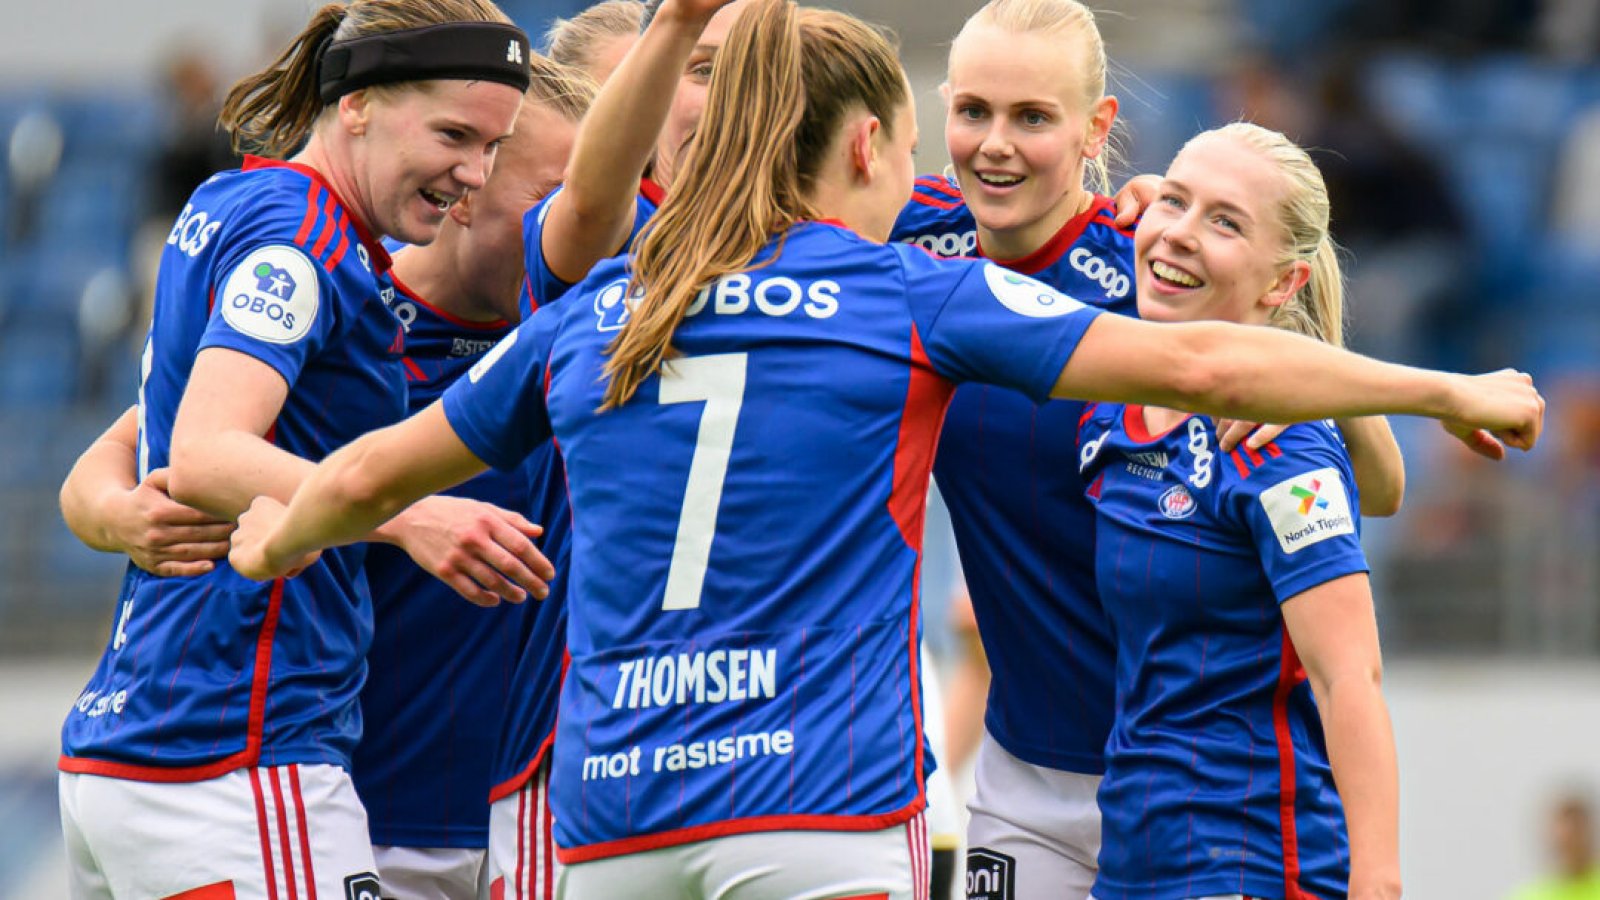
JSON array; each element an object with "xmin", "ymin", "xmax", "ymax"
[
  {"xmin": 982, "ymin": 263, "xmax": 1085, "ymax": 319},
  {"xmin": 1259, "ymin": 466, "xmax": 1355, "ymax": 555},
  {"xmin": 468, "ymin": 329, "xmax": 519, "ymax": 383},
  {"xmin": 219, "ymin": 245, "xmax": 320, "ymax": 344}
]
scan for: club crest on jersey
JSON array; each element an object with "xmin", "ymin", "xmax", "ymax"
[
  {"xmin": 982, "ymin": 263, "xmax": 1085, "ymax": 319},
  {"xmin": 1260, "ymin": 466, "xmax": 1355, "ymax": 554},
  {"xmin": 966, "ymin": 847, "xmax": 1016, "ymax": 900},
  {"xmin": 593, "ymin": 278, "xmax": 638, "ymax": 332},
  {"xmin": 220, "ymin": 245, "xmax": 319, "ymax": 344},
  {"xmin": 1159, "ymin": 483, "xmax": 1197, "ymax": 519}
]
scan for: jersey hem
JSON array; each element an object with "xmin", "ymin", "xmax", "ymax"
[
  {"xmin": 1091, "ymin": 873, "xmax": 1326, "ymax": 900},
  {"xmin": 488, "ymin": 728, "xmax": 556, "ymax": 803},
  {"xmin": 984, "ymin": 723, "xmax": 1107, "ymax": 775},
  {"xmin": 554, "ymin": 796, "xmax": 927, "ymax": 865}
]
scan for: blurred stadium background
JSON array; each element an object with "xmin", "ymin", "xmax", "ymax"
[{"xmin": 3, "ymin": 0, "xmax": 1599, "ymax": 896}]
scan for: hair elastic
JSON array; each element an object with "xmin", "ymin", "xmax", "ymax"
[{"xmin": 318, "ymin": 22, "xmax": 531, "ymax": 103}]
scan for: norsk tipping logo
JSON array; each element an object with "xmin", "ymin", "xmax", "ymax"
[{"xmin": 1290, "ymin": 479, "xmax": 1331, "ymax": 515}]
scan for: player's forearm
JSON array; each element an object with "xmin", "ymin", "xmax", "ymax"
[
  {"xmin": 1339, "ymin": 416, "xmax": 1404, "ymax": 517},
  {"xmin": 1314, "ymin": 670, "xmax": 1402, "ymax": 899},
  {"xmin": 553, "ymin": 3, "xmax": 716, "ymax": 264},
  {"xmin": 168, "ymin": 428, "xmax": 315, "ymax": 520},
  {"xmin": 60, "ymin": 409, "xmax": 141, "ymax": 553},
  {"xmin": 1173, "ymin": 322, "xmax": 1463, "ymax": 424}
]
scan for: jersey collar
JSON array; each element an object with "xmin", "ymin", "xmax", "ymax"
[
  {"xmin": 980, "ymin": 193, "xmax": 1114, "ymax": 276},
  {"xmin": 243, "ymin": 155, "xmax": 395, "ymax": 274},
  {"xmin": 638, "ymin": 176, "xmax": 667, "ymax": 207}
]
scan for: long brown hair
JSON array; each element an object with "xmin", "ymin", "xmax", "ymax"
[
  {"xmin": 599, "ymin": 0, "xmax": 907, "ymax": 410},
  {"xmin": 545, "ymin": 0, "xmax": 646, "ymax": 77},
  {"xmin": 219, "ymin": 0, "xmax": 513, "ymax": 158}
]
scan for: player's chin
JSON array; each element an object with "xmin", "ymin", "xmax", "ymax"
[{"xmin": 393, "ymin": 214, "xmax": 446, "ymax": 248}]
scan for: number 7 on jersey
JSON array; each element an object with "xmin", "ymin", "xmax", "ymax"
[{"xmin": 657, "ymin": 353, "xmax": 747, "ymax": 611}]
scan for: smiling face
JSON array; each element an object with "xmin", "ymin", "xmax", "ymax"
[
  {"xmin": 1135, "ymin": 131, "xmax": 1307, "ymax": 327},
  {"xmin": 945, "ymin": 21, "xmax": 1114, "ymax": 258},
  {"xmin": 348, "ymin": 78, "xmax": 524, "ymax": 245}
]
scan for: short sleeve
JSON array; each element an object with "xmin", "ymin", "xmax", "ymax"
[
  {"xmin": 899, "ymin": 247, "xmax": 1101, "ymax": 402},
  {"xmin": 521, "ymin": 188, "xmax": 656, "ymax": 319},
  {"xmin": 1224, "ymin": 421, "xmax": 1369, "ymax": 603},
  {"xmin": 198, "ymin": 242, "xmax": 335, "ymax": 387},
  {"xmin": 441, "ymin": 311, "xmax": 558, "ymax": 471}
]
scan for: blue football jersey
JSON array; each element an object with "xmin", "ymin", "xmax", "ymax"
[
  {"xmin": 892, "ymin": 179, "xmax": 1137, "ymax": 773},
  {"xmin": 61, "ymin": 157, "xmax": 406, "ymax": 779},
  {"xmin": 518, "ymin": 178, "xmax": 663, "ymax": 319},
  {"xmin": 441, "ymin": 220, "xmax": 1104, "ymax": 861},
  {"xmin": 1080, "ymin": 406, "xmax": 1367, "ymax": 900},
  {"xmin": 354, "ymin": 275, "xmax": 556, "ymax": 849}
]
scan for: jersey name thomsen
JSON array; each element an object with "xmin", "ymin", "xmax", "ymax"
[{"xmin": 610, "ymin": 646, "xmax": 779, "ymax": 710}]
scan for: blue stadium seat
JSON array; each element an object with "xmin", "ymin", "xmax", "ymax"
[
  {"xmin": 0, "ymin": 325, "xmax": 78, "ymax": 408},
  {"xmin": 51, "ymin": 90, "xmax": 162, "ymax": 166},
  {"xmin": 38, "ymin": 163, "xmax": 140, "ymax": 260}
]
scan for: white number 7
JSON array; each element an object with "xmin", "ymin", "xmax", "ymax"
[{"xmin": 657, "ymin": 353, "xmax": 747, "ymax": 610}]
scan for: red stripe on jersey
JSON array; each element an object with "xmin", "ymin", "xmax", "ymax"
[
  {"xmin": 59, "ymin": 579, "xmax": 286, "ymax": 782},
  {"xmin": 1087, "ymin": 472, "xmax": 1104, "ymax": 501},
  {"xmin": 294, "ymin": 182, "xmax": 323, "ymax": 247},
  {"xmin": 1229, "ymin": 450, "xmax": 1250, "ymax": 480},
  {"xmin": 487, "ymin": 727, "xmax": 557, "ymax": 804},
  {"xmin": 392, "ymin": 274, "xmax": 511, "ymax": 330},
  {"xmin": 489, "ymin": 878, "xmax": 506, "ymax": 900},
  {"xmin": 269, "ymin": 769, "xmax": 299, "ymax": 900},
  {"xmin": 246, "ymin": 155, "xmax": 392, "ymax": 273},
  {"xmin": 290, "ymin": 766, "xmax": 319, "ymax": 900},
  {"xmin": 887, "ymin": 326, "xmax": 955, "ymax": 548},
  {"xmin": 402, "ymin": 357, "xmax": 427, "ymax": 383},
  {"xmin": 638, "ymin": 177, "xmax": 666, "ymax": 207},
  {"xmin": 1264, "ymin": 441, "xmax": 1284, "ymax": 459},
  {"xmin": 522, "ymin": 273, "xmax": 541, "ymax": 314},
  {"xmin": 1273, "ymin": 627, "xmax": 1313, "ymax": 900},
  {"xmin": 324, "ymin": 210, "xmax": 350, "ymax": 271},
  {"xmin": 164, "ymin": 882, "xmax": 238, "ymax": 899},
  {"xmin": 981, "ymin": 194, "xmax": 1114, "ymax": 276},
  {"xmin": 207, "ymin": 286, "xmax": 217, "ymax": 316},
  {"xmin": 251, "ymin": 769, "xmax": 280, "ymax": 900},
  {"xmin": 1091, "ymin": 213, "xmax": 1136, "ymax": 239},
  {"xmin": 1244, "ymin": 443, "xmax": 1266, "ymax": 468},
  {"xmin": 310, "ymin": 195, "xmax": 340, "ymax": 260},
  {"xmin": 555, "ymin": 804, "xmax": 928, "ymax": 864},
  {"xmin": 910, "ymin": 192, "xmax": 962, "ymax": 211},
  {"xmin": 916, "ymin": 175, "xmax": 962, "ymax": 201}
]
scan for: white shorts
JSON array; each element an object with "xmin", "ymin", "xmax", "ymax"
[
  {"xmin": 374, "ymin": 845, "xmax": 485, "ymax": 900},
  {"xmin": 60, "ymin": 764, "xmax": 379, "ymax": 900},
  {"xmin": 965, "ymin": 731, "xmax": 1100, "ymax": 900},
  {"xmin": 919, "ymin": 646, "xmax": 962, "ymax": 853},
  {"xmin": 485, "ymin": 760, "xmax": 559, "ymax": 900},
  {"xmin": 558, "ymin": 814, "xmax": 931, "ymax": 900}
]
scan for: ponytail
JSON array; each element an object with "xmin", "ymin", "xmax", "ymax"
[
  {"xmin": 599, "ymin": 0, "xmax": 906, "ymax": 410},
  {"xmin": 219, "ymin": 0, "xmax": 515, "ymax": 159},
  {"xmin": 220, "ymin": 4, "xmax": 346, "ymax": 158}
]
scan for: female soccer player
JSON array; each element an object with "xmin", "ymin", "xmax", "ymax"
[
  {"xmin": 546, "ymin": 0, "xmax": 646, "ymax": 84},
  {"xmin": 1078, "ymin": 122, "xmax": 1408, "ymax": 900},
  {"xmin": 55, "ymin": 3, "xmax": 542, "ymax": 897},
  {"xmin": 889, "ymin": 4, "xmax": 1410, "ymax": 896},
  {"xmin": 227, "ymin": 3, "xmax": 1539, "ymax": 897}
]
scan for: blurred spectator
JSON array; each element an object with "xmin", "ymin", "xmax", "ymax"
[
  {"xmin": 150, "ymin": 48, "xmax": 237, "ymax": 221},
  {"xmin": 1550, "ymin": 106, "xmax": 1600, "ymax": 250},
  {"xmin": 1511, "ymin": 790, "xmax": 1600, "ymax": 899},
  {"xmin": 1343, "ymin": 0, "xmax": 1539, "ymax": 53},
  {"xmin": 5, "ymin": 109, "xmax": 62, "ymax": 244}
]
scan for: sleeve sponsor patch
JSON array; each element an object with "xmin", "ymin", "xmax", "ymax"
[
  {"xmin": 219, "ymin": 245, "xmax": 320, "ymax": 344},
  {"xmin": 982, "ymin": 263, "xmax": 1085, "ymax": 319},
  {"xmin": 468, "ymin": 329, "xmax": 519, "ymax": 383},
  {"xmin": 1259, "ymin": 466, "xmax": 1355, "ymax": 555}
]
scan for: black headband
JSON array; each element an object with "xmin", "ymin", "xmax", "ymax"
[{"xmin": 318, "ymin": 22, "xmax": 532, "ymax": 103}]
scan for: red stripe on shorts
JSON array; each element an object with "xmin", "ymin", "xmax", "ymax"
[
  {"xmin": 290, "ymin": 766, "xmax": 319, "ymax": 900},
  {"xmin": 250, "ymin": 769, "xmax": 279, "ymax": 900}
]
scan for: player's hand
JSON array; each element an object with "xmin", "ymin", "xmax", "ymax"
[
  {"xmin": 390, "ymin": 495, "xmax": 554, "ymax": 607},
  {"xmin": 1111, "ymin": 174, "xmax": 1161, "ymax": 228},
  {"xmin": 229, "ymin": 495, "xmax": 319, "ymax": 581},
  {"xmin": 112, "ymin": 468, "xmax": 236, "ymax": 577},
  {"xmin": 1446, "ymin": 369, "xmax": 1544, "ymax": 454},
  {"xmin": 1213, "ymin": 419, "xmax": 1287, "ymax": 454},
  {"xmin": 1441, "ymin": 422, "xmax": 1507, "ymax": 461}
]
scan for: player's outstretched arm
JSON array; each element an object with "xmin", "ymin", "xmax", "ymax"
[
  {"xmin": 1052, "ymin": 313, "xmax": 1545, "ymax": 451},
  {"xmin": 540, "ymin": 0, "xmax": 738, "ymax": 284},
  {"xmin": 59, "ymin": 406, "xmax": 234, "ymax": 577},
  {"xmin": 228, "ymin": 400, "xmax": 551, "ymax": 607},
  {"xmin": 1284, "ymin": 573, "xmax": 1402, "ymax": 900},
  {"xmin": 1218, "ymin": 416, "xmax": 1407, "ymax": 518}
]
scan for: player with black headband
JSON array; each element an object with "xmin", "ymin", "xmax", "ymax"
[{"xmin": 55, "ymin": 3, "xmax": 547, "ymax": 898}]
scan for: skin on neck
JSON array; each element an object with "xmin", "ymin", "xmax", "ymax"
[
  {"xmin": 293, "ymin": 120, "xmax": 380, "ymax": 240},
  {"xmin": 978, "ymin": 180, "xmax": 1092, "ymax": 261},
  {"xmin": 388, "ymin": 225, "xmax": 505, "ymax": 323}
]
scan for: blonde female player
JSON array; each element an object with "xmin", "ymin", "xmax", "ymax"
[
  {"xmin": 1079, "ymin": 122, "xmax": 1413, "ymax": 900},
  {"xmin": 229, "ymin": 1, "xmax": 1539, "ymax": 896},
  {"xmin": 889, "ymin": 4, "xmax": 1415, "ymax": 897},
  {"xmin": 54, "ymin": 3, "xmax": 547, "ymax": 897}
]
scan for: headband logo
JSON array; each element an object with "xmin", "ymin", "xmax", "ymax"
[{"xmin": 506, "ymin": 40, "xmax": 523, "ymax": 64}]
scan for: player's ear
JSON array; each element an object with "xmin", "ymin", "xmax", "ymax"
[
  {"xmin": 448, "ymin": 190, "xmax": 474, "ymax": 227},
  {"xmin": 1261, "ymin": 259, "xmax": 1310, "ymax": 310},
  {"xmin": 339, "ymin": 90, "xmax": 373, "ymax": 137},
  {"xmin": 848, "ymin": 114, "xmax": 882, "ymax": 184}
]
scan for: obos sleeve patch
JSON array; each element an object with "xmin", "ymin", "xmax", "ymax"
[
  {"xmin": 1259, "ymin": 466, "xmax": 1356, "ymax": 555},
  {"xmin": 982, "ymin": 263, "xmax": 1086, "ymax": 319},
  {"xmin": 219, "ymin": 245, "xmax": 320, "ymax": 344}
]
